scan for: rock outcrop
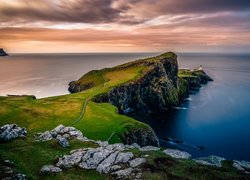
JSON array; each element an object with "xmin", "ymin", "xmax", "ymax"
[
  {"xmin": 233, "ymin": 160, "xmax": 250, "ymax": 174},
  {"xmin": 0, "ymin": 48, "xmax": 8, "ymax": 56},
  {"xmin": 120, "ymin": 126, "xmax": 160, "ymax": 147},
  {"xmin": 163, "ymin": 149, "xmax": 192, "ymax": 159},
  {"xmin": 42, "ymin": 142, "xmax": 148, "ymax": 179},
  {"xmin": 35, "ymin": 124, "xmax": 87, "ymax": 147},
  {"xmin": 194, "ymin": 155, "xmax": 225, "ymax": 167},
  {"xmin": 0, "ymin": 124, "xmax": 27, "ymax": 142},
  {"xmin": 94, "ymin": 53, "xmax": 180, "ymax": 113},
  {"xmin": 179, "ymin": 69, "xmax": 213, "ymax": 90}
]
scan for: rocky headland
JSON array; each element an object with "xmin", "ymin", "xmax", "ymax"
[{"xmin": 69, "ymin": 52, "xmax": 212, "ymax": 114}]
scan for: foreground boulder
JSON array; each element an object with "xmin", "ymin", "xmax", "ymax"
[
  {"xmin": 43, "ymin": 142, "xmax": 148, "ymax": 179},
  {"xmin": 0, "ymin": 124, "xmax": 27, "ymax": 142},
  {"xmin": 40, "ymin": 165, "xmax": 62, "ymax": 174},
  {"xmin": 35, "ymin": 124, "xmax": 86, "ymax": 147},
  {"xmin": 163, "ymin": 149, "xmax": 191, "ymax": 159},
  {"xmin": 233, "ymin": 160, "xmax": 250, "ymax": 174},
  {"xmin": 194, "ymin": 155, "xmax": 225, "ymax": 167}
]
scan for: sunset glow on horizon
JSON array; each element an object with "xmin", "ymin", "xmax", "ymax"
[{"xmin": 0, "ymin": 0, "xmax": 250, "ymax": 53}]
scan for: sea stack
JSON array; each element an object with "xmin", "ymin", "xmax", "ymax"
[{"xmin": 0, "ymin": 48, "xmax": 8, "ymax": 56}]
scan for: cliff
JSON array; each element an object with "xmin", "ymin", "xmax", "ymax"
[
  {"xmin": 0, "ymin": 48, "xmax": 8, "ymax": 56},
  {"xmin": 69, "ymin": 52, "xmax": 212, "ymax": 114},
  {"xmin": 68, "ymin": 52, "xmax": 212, "ymax": 146}
]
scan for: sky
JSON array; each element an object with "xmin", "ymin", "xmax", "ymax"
[{"xmin": 0, "ymin": 0, "xmax": 250, "ymax": 53}]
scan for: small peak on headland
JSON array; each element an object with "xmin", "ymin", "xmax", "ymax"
[{"xmin": 0, "ymin": 48, "xmax": 8, "ymax": 56}]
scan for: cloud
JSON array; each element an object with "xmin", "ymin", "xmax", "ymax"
[
  {"xmin": 0, "ymin": 0, "xmax": 250, "ymax": 25},
  {"xmin": 0, "ymin": 0, "xmax": 250, "ymax": 53}
]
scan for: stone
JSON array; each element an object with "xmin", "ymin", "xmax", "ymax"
[
  {"xmin": 40, "ymin": 165, "xmax": 62, "ymax": 174},
  {"xmin": 115, "ymin": 152, "xmax": 134, "ymax": 164},
  {"xmin": 110, "ymin": 165, "xmax": 122, "ymax": 172},
  {"xmin": 163, "ymin": 149, "xmax": 191, "ymax": 159},
  {"xmin": 125, "ymin": 143, "xmax": 141, "ymax": 149},
  {"xmin": 51, "ymin": 124, "xmax": 65, "ymax": 134},
  {"xmin": 0, "ymin": 124, "xmax": 27, "ymax": 142},
  {"xmin": 194, "ymin": 155, "xmax": 225, "ymax": 167},
  {"xmin": 96, "ymin": 151, "xmax": 119, "ymax": 174},
  {"xmin": 36, "ymin": 131, "xmax": 53, "ymax": 141},
  {"xmin": 105, "ymin": 143, "xmax": 125, "ymax": 151},
  {"xmin": 96, "ymin": 141, "xmax": 109, "ymax": 147},
  {"xmin": 12, "ymin": 173, "xmax": 26, "ymax": 180},
  {"xmin": 112, "ymin": 167, "xmax": 133, "ymax": 178},
  {"xmin": 56, "ymin": 135, "xmax": 69, "ymax": 148},
  {"xmin": 57, "ymin": 150, "xmax": 86, "ymax": 168},
  {"xmin": 79, "ymin": 148, "xmax": 113, "ymax": 169},
  {"xmin": 233, "ymin": 160, "xmax": 250, "ymax": 171},
  {"xmin": 129, "ymin": 158, "xmax": 146, "ymax": 168},
  {"xmin": 36, "ymin": 125, "xmax": 87, "ymax": 144},
  {"xmin": 139, "ymin": 146, "xmax": 160, "ymax": 152}
]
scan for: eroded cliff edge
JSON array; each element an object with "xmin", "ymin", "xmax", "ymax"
[{"xmin": 68, "ymin": 52, "xmax": 212, "ymax": 146}]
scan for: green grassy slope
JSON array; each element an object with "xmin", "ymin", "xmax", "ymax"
[{"xmin": 0, "ymin": 55, "xmax": 152, "ymax": 178}]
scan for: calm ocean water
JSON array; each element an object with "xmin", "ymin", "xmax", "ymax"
[{"xmin": 0, "ymin": 53, "xmax": 250, "ymax": 161}]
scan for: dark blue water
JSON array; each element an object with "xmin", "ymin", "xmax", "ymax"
[
  {"xmin": 142, "ymin": 53, "xmax": 250, "ymax": 161},
  {"xmin": 0, "ymin": 53, "xmax": 250, "ymax": 161}
]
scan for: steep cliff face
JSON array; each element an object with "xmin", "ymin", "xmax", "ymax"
[
  {"xmin": 120, "ymin": 125, "xmax": 160, "ymax": 147},
  {"xmin": 107, "ymin": 55, "xmax": 179, "ymax": 113}
]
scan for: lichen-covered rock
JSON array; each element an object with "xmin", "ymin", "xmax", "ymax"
[
  {"xmin": 36, "ymin": 124, "xmax": 87, "ymax": 147},
  {"xmin": 194, "ymin": 155, "xmax": 225, "ymax": 167},
  {"xmin": 115, "ymin": 152, "xmax": 133, "ymax": 163},
  {"xmin": 125, "ymin": 143, "xmax": 141, "ymax": 149},
  {"xmin": 139, "ymin": 146, "xmax": 160, "ymax": 152},
  {"xmin": 36, "ymin": 131, "xmax": 53, "ymax": 141},
  {"xmin": 57, "ymin": 149, "xmax": 86, "ymax": 168},
  {"xmin": 79, "ymin": 148, "xmax": 113, "ymax": 170},
  {"xmin": 96, "ymin": 151, "xmax": 119, "ymax": 174},
  {"xmin": 0, "ymin": 124, "xmax": 27, "ymax": 142},
  {"xmin": 233, "ymin": 160, "xmax": 250, "ymax": 173},
  {"xmin": 112, "ymin": 167, "xmax": 133, "ymax": 178},
  {"xmin": 163, "ymin": 149, "xmax": 191, "ymax": 159},
  {"xmin": 40, "ymin": 165, "xmax": 62, "ymax": 174},
  {"xmin": 129, "ymin": 158, "xmax": 146, "ymax": 167},
  {"xmin": 56, "ymin": 135, "xmax": 69, "ymax": 148}
]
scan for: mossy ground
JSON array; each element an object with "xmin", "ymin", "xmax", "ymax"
[{"xmin": 0, "ymin": 53, "xmax": 248, "ymax": 179}]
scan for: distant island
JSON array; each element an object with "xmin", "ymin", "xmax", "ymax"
[{"xmin": 0, "ymin": 48, "xmax": 8, "ymax": 56}]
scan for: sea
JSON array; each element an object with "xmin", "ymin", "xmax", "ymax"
[{"xmin": 0, "ymin": 52, "xmax": 250, "ymax": 161}]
